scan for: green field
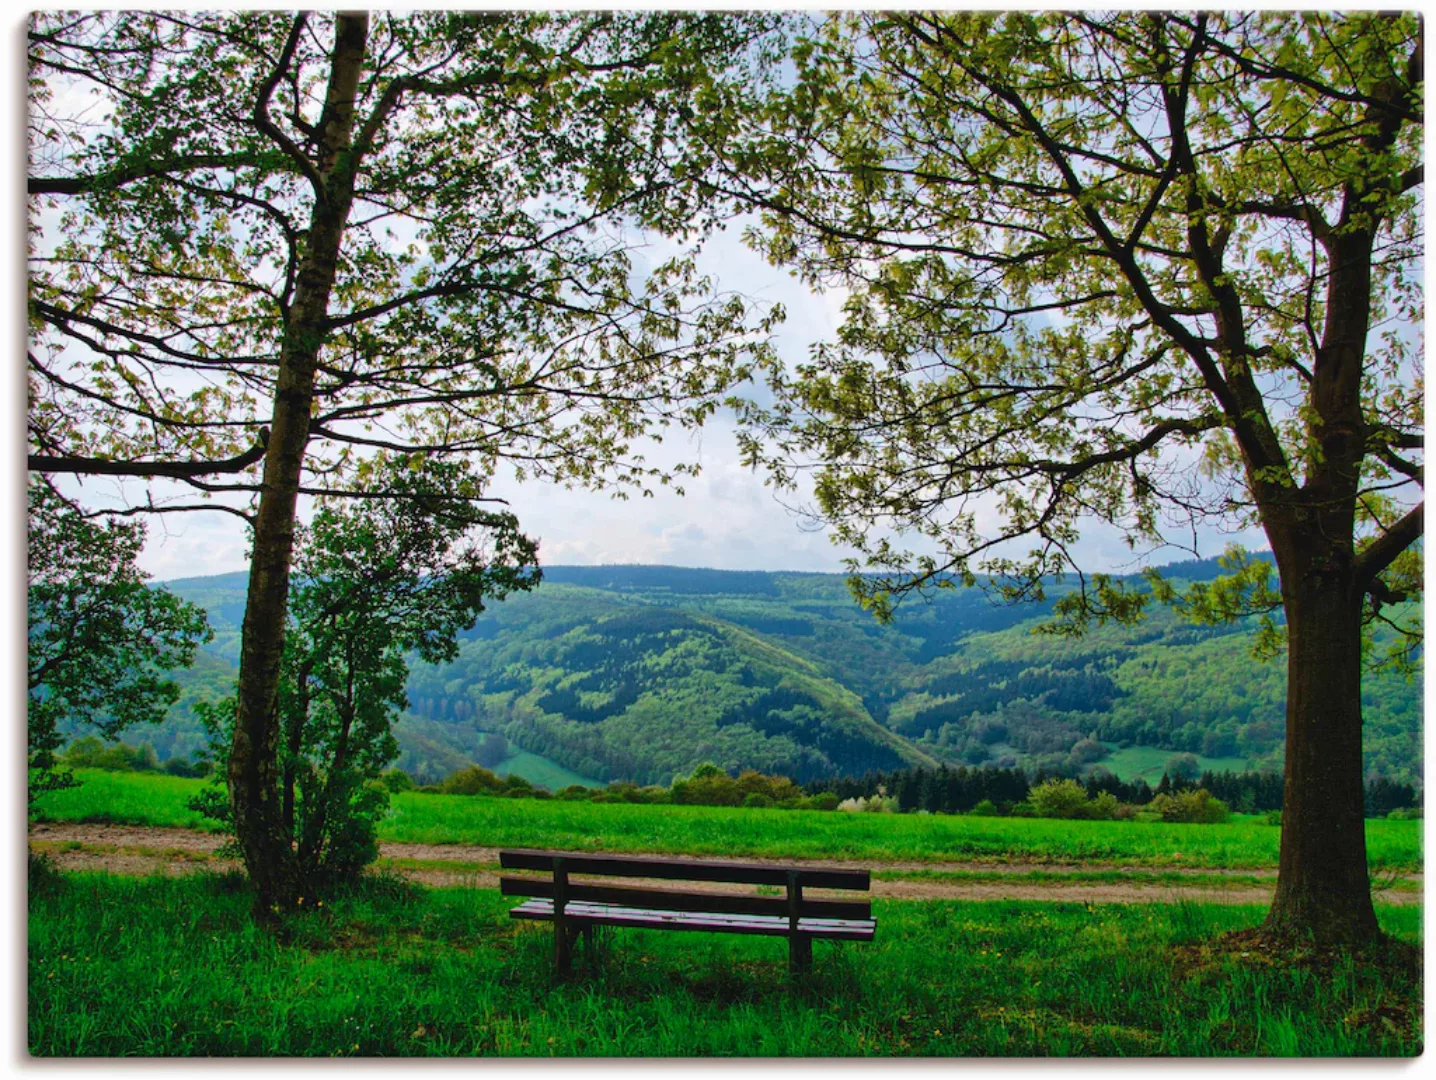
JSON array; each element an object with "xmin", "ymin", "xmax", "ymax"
[
  {"xmin": 28, "ymin": 868, "xmax": 1421, "ymax": 1056},
  {"xmin": 1100, "ymin": 745, "xmax": 1251, "ymax": 784},
  {"xmin": 31, "ymin": 770, "xmax": 1423, "ymax": 871},
  {"xmin": 493, "ymin": 751, "xmax": 600, "ymax": 791}
]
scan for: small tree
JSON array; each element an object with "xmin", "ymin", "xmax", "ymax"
[
  {"xmin": 27, "ymin": 484, "xmax": 210, "ymax": 803},
  {"xmin": 1165, "ymin": 754, "xmax": 1202, "ymax": 785},
  {"xmin": 197, "ymin": 457, "xmax": 537, "ymax": 897},
  {"xmin": 475, "ymin": 731, "xmax": 510, "ymax": 770},
  {"xmin": 1029, "ymin": 778, "xmax": 1093, "ymax": 819},
  {"xmin": 1148, "ymin": 789, "xmax": 1232, "ymax": 824}
]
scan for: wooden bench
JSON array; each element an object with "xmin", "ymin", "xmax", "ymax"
[{"xmin": 499, "ymin": 848, "xmax": 875, "ymax": 975}]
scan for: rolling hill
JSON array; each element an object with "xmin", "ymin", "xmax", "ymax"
[{"xmin": 127, "ymin": 559, "xmax": 1421, "ymax": 789}]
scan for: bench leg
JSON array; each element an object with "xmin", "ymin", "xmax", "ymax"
[
  {"xmin": 788, "ymin": 934, "xmax": 812, "ymax": 974},
  {"xmin": 554, "ymin": 919, "xmax": 573, "ymax": 976}
]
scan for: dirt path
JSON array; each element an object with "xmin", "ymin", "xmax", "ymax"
[{"xmin": 28, "ymin": 822, "xmax": 1423, "ymax": 907}]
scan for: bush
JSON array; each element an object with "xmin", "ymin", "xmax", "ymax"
[
  {"xmin": 1147, "ymin": 788, "xmax": 1230, "ymax": 824},
  {"xmin": 671, "ymin": 767, "xmax": 742, "ymax": 807},
  {"xmin": 63, "ymin": 737, "xmax": 161, "ymax": 773},
  {"xmin": 380, "ymin": 768, "xmax": 415, "ymax": 793},
  {"xmin": 806, "ymin": 792, "xmax": 840, "ymax": 811},
  {"xmin": 837, "ymin": 794, "xmax": 897, "ymax": 813},
  {"xmin": 969, "ymin": 798, "xmax": 1000, "ymax": 817},
  {"xmin": 557, "ymin": 785, "xmax": 594, "ymax": 800},
  {"xmin": 438, "ymin": 764, "xmax": 504, "ymax": 796},
  {"xmin": 1387, "ymin": 807, "xmax": 1422, "ymax": 821},
  {"xmin": 736, "ymin": 769, "xmax": 802, "ymax": 804},
  {"xmin": 162, "ymin": 756, "xmax": 201, "ymax": 778},
  {"xmin": 1029, "ymin": 778, "xmax": 1092, "ymax": 819},
  {"xmin": 1088, "ymin": 791, "xmax": 1121, "ymax": 820},
  {"xmin": 742, "ymin": 792, "xmax": 773, "ymax": 809}
]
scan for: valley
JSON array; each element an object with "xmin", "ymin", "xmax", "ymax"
[{"xmin": 136, "ymin": 559, "xmax": 1421, "ymax": 790}]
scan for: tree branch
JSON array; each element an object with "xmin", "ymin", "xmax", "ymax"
[
  {"xmin": 30, "ymin": 429, "xmax": 269, "ymax": 480},
  {"xmin": 1353, "ymin": 500, "xmax": 1424, "ymax": 590}
]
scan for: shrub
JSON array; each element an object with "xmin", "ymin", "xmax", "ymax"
[
  {"xmin": 671, "ymin": 766, "xmax": 742, "ymax": 807},
  {"xmin": 1264, "ymin": 809, "xmax": 1283, "ymax": 826},
  {"xmin": 806, "ymin": 792, "xmax": 840, "ymax": 811},
  {"xmin": 162, "ymin": 756, "xmax": 201, "ymax": 778},
  {"xmin": 1029, "ymin": 778, "xmax": 1092, "ymax": 819},
  {"xmin": 557, "ymin": 785, "xmax": 593, "ymax": 801},
  {"xmin": 439, "ymin": 764, "xmax": 504, "ymax": 796},
  {"xmin": 969, "ymin": 798, "xmax": 1000, "ymax": 816},
  {"xmin": 380, "ymin": 768, "xmax": 415, "ymax": 793},
  {"xmin": 1088, "ymin": 791, "xmax": 1121, "ymax": 820},
  {"xmin": 1148, "ymin": 788, "xmax": 1231, "ymax": 824},
  {"xmin": 742, "ymin": 792, "xmax": 773, "ymax": 809},
  {"xmin": 64, "ymin": 737, "xmax": 160, "ymax": 772},
  {"xmin": 1387, "ymin": 807, "xmax": 1422, "ymax": 821}
]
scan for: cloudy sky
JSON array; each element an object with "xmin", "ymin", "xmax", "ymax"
[{"xmin": 86, "ymin": 217, "xmax": 1267, "ymax": 585}]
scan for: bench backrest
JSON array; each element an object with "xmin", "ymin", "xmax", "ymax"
[{"xmin": 499, "ymin": 848, "xmax": 870, "ymax": 921}]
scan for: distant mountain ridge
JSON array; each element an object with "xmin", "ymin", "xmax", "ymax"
[{"xmin": 146, "ymin": 555, "xmax": 1419, "ymax": 788}]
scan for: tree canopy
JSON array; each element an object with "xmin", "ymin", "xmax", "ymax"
[
  {"xmin": 727, "ymin": 11, "xmax": 1422, "ymax": 943},
  {"xmin": 731, "ymin": 12, "xmax": 1420, "ymax": 625},
  {"xmin": 29, "ymin": 11, "xmax": 782, "ymax": 500}
]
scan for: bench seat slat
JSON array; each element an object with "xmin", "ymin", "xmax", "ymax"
[
  {"xmin": 500, "ymin": 876, "xmax": 871, "ymax": 920},
  {"xmin": 509, "ymin": 898, "xmax": 876, "ymax": 941},
  {"xmin": 499, "ymin": 848, "xmax": 868, "ymax": 891}
]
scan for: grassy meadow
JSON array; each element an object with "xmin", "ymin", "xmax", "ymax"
[
  {"xmin": 30, "ymin": 769, "xmax": 1423, "ymax": 1056},
  {"xmin": 29, "ymin": 866, "xmax": 1421, "ymax": 1057},
  {"xmin": 33, "ymin": 768, "xmax": 1423, "ymax": 871}
]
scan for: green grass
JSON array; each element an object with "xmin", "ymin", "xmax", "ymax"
[
  {"xmin": 33, "ymin": 770, "xmax": 225, "ymax": 832},
  {"xmin": 1101, "ymin": 745, "xmax": 1251, "ymax": 783},
  {"xmin": 493, "ymin": 751, "xmax": 600, "ymax": 791},
  {"xmin": 28, "ymin": 868, "xmax": 1421, "ymax": 1056},
  {"xmin": 32, "ymin": 770, "xmax": 1422, "ymax": 870}
]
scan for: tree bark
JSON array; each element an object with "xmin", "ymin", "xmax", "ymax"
[
  {"xmin": 1262, "ymin": 551, "xmax": 1380, "ymax": 943},
  {"xmin": 228, "ymin": 13, "xmax": 369, "ymax": 919}
]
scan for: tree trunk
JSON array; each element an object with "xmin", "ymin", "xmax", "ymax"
[
  {"xmin": 1263, "ymin": 558, "xmax": 1379, "ymax": 943},
  {"xmin": 228, "ymin": 13, "xmax": 369, "ymax": 919}
]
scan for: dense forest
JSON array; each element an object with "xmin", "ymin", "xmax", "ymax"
[{"xmin": 112, "ymin": 558, "xmax": 1421, "ymax": 790}]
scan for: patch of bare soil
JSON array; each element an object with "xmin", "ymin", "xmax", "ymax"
[{"xmin": 28, "ymin": 823, "xmax": 1423, "ymax": 906}]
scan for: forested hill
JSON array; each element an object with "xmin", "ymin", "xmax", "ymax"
[{"xmin": 152, "ymin": 558, "xmax": 1422, "ymax": 789}]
